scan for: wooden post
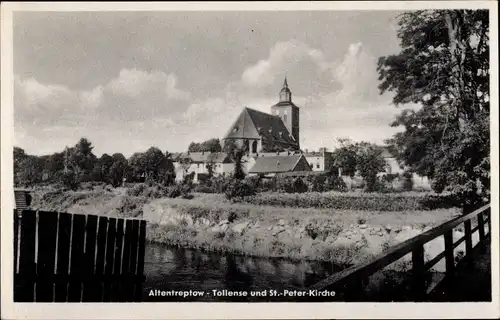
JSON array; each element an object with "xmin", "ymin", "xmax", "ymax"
[
  {"xmin": 103, "ymin": 218, "xmax": 117, "ymax": 302},
  {"xmin": 82, "ymin": 215, "xmax": 98, "ymax": 302},
  {"xmin": 68, "ymin": 214, "xmax": 86, "ymax": 302},
  {"xmin": 412, "ymin": 245, "xmax": 426, "ymax": 302},
  {"xmin": 477, "ymin": 212, "xmax": 486, "ymax": 253},
  {"xmin": 36, "ymin": 211, "xmax": 58, "ymax": 302},
  {"xmin": 486, "ymin": 208, "xmax": 491, "ymax": 237},
  {"xmin": 444, "ymin": 230, "xmax": 455, "ymax": 277},
  {"xmin": 135, "ymin": 220, "xmax": 147, "ymax": 302},
  {"xmin": 464, "ymin": 220, "xmax": 473, "ymax": 255},
  {"xmin": 18, "ymin": 210, "xmax": 37, "ymax": 302}
]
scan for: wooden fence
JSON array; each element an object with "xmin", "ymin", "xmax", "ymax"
[
  {"xmin": 14, "ymin": 209, "xmax": 147, "ymax": 302},
  {"xmin": 308, "ymin": 204, "xmax": 491, "ymax": 301}
]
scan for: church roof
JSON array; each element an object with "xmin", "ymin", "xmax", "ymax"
[
  {"xmin": 224, "ymin": 107, "xmax": 298, "ymax": 146},
  {"xmin": 249, "ymin": 155, "xmax": 306, "ymax": 174}
]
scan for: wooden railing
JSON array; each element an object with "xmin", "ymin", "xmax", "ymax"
[{"xmin": 308, "ymin": 204, "xmax": 491, "ymax": 301}]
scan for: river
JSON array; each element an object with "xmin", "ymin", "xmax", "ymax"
[{"xmin": 143, "ymin": 242, "xmax": 342, "ymax": 302}]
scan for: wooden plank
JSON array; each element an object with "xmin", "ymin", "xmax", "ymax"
[
  {"xmin": 102, "ymin": 217, "xmax": 116, "ymax": 302},
  {"xmin": 111, "ymin": 219, "xmax": 124, "ymax": 302},
  {"xmin": 92, "ymin": 216, "xmax": 108, "ymax": 302},
  {"xmin": 54, "ymin": 212, "xmax": 72, "ymax": 302},
  {"xmin": 487, "ymin": 210, "xmax": 491, "ymax": 236},
  {"xmin": 411, "ymin": 245, "xmax": 426, "ymax": 301},
  {"xmin": 82, "ymin": 215, "xmax": 98, "ymax": 302},
  {"xmin": 17, "ymin": 210, "xmax": 37, "ymax": 302},
  {"xmin": 135, "ymin": 220, "xmax": 147, "ymax": 302},
  {"xmin": 127, "ymin": 220, "xmax": 140, "ymax": 302},
  {"xmin": 13, "ymin": 211, "xmax": 20, "ymax": 301},
  {"xmin": 309, "ymin": 204, "xmax": 490, "ymax": 291},
  {"xmin": 35, "ymin": 211, "xmax": 58, "ymax": 302},
  {"xmin": 14, "ymin": 211, "xmax": 19, "ymax": 274},
  {"xmin": 67, "ymin": 214, "xmax": 86, "ymax": 302},
  {"xmin": 119, "ymin": 220, "xmax": 134, "ymax": 302},
  {"xmin": 444, "ymin": 230, "xmax": 454, "ymax": 277}
]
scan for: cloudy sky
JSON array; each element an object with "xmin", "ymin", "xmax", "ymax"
[{"xmin": 14, "ymin": 10, "xmax": 411, "ymax": 157}]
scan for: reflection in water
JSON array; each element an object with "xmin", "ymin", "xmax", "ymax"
[{"xmin": 143, "ymin": 243, "xmax": 342, "ymax": 302}]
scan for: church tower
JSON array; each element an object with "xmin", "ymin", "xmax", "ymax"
[{"xmin": 271, "ymin": 77, "xmax": 300, "ymax": 148}]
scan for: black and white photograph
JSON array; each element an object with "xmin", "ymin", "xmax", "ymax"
[{"xmin": 1, "ymin": 1, "xmax": 498, "ymax": 319}]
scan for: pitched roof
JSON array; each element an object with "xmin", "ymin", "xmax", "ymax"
[
  {"xmin": 249, "ymin": 155, "xmax": 305, "ymax": 173},
  {"xmin": 224, "ymin": 107, "xmax": 298, "ymax": 147},
  {"xmin": 170, "ymin": 152, "xmax": 183, "ymax": 161}
]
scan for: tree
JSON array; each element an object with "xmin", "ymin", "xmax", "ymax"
[
  {"xmin": 64, "ymin": 138, "xmax": 97, "ymax": 183},
  {"xmin": 16, "ymin": 155, "xmax": 45, "ymax": 187},
  {"xmin": 178, "ymin": 155, "xmax": 192, "ymax": 182},
  {"xmin": 92, "ymin": 153, "xmax": 114, "ymax": 182},
  {"xmin": 128, "ymin": 152, "xmax": 147, "ymax": 181},
  {"xmin": 13, "ymin": 147, "xmax": 28, "ymax": 186},
  {"xmin": 108, "ymin": 153, "xmax": 129, "ymax": 187},
  {"xmin": 143, "ymin": 147, "xmax": 165, "ymax": 181},
  {"xmin": 224, "ymin": 140, "xmax": 247, "ymax": 180},
  {"xmin": 355, "ymin": 143, "xmax": 387, "ymax": 192},
  {"xmin": 332, "ymin": 139, "xmax": 386, "ymax": 191},
  {"xmin": 378, "ymin": 10, "xmax": 489, "ymax": 212},
  {"xmin": 331, "ymin": 138, "xmax": 359, "ymax": 177},
  {"xmin": 43, "ymin": 152, "xmax": 65, "ymax": 180},
  {"xmin": 188, "ymin": 138, "xmax": 222, "ymax": 153}
]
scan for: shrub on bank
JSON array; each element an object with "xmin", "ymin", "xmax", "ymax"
[
  {"xmin": 238, "ymin": 192, "xmax": 456, "ymax": 211},
  {"xmin": 224, "ymin": 179, "xmax": 256, "ymax": 200},
  {"xmin": 126, "ymin": 182, "xmax": 193, "ymax": 199}
]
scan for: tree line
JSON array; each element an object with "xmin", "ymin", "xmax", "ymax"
[{"xmin": 14, "ymin": 138, "xmax": 176, "ymax": 189}]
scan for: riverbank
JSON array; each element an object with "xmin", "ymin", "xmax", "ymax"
[{"xmin": 29, "ymin": 188, "xmax": 470, "ymax": 272}]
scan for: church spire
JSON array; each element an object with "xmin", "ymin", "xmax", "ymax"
[{"xmin": 279, "ymin": 76, "xmax": 292, "ymax": 102}]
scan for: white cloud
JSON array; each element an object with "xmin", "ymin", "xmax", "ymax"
[
  {"xmin": 108, "ymin": 68, "xmax": 191, "ymax": 101},
  {"xmin": 14, "ymin": 41, "xmax": 410, "ymax": 157},
  {"xmin": 241, "ymin": 40, "xmax": 336, "ymax": 95}
]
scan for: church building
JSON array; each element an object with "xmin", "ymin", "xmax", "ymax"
[{"xmin": 222, "ymin": 78, "xmax": 301, "ymax": 154}]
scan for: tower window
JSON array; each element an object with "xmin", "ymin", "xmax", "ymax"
[{"xmin": 283, "ymin": 114, "xmax": 287, "ymax": 122}]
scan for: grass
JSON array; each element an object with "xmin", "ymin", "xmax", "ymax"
[{"xmin": 148, "ymin": 196, "xmax": 458, "ymax": 228}]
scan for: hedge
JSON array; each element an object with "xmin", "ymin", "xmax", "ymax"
[{"xmin": 238, "ymin": 192, "xmax": 458, "ymax": 211}]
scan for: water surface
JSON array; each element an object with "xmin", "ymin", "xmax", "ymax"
[{"xmin": 143, "ymin": 242, "xmax": 342, "ymax": 302}]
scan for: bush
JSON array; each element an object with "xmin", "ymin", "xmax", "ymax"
[
  {"xmin": 244, "ymin": 176, "xmax": 261, "ymax": 190},
  {"xmin": 382, "ymin": 173, "xmax": 400, "ymax": 183},
  {"xmin": 166, "ymin": 184, "xmax": 183, "ymax": 198},
  {"xmin": 224, "ymin": 180, "xmax": 256, "ymax": 200},
  {"xmin": 324, "ymin": 175, "xmax": 348, "ymax": 192},
  {"xmin": 402, "ymin": 171, "xmax": 414, "ymax": 191},
  {"xmin": 274, "ymin": 173, "xmax": 347, "ymax": 193},
  {"xmin": 210, "ymin": 175, "xmax": 234, "ymax": 193},
  {"xmin": 310, "ymin": 174, "xmax": 327, "ymax": 192},
  {"xmin": 292, "ymin": 177, "xmax": 308, "ymax": 193},
  {"xmin": 126, "ymin": 183, "xmax": 148, "ymax": 197}
]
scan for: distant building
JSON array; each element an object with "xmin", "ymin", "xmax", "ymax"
[
  {"xmin": 248, "ymin": 154, "xmax": 311, "ymax": 177},
  {"xmin": 222, "ymin": 77, "xmax": 300, "ymax": 154},
  {"xmin": 173, "ymin": 152, "xmax": 233, "ymax": 183},
  {"xmin": 378, "ymin": 145, "xmax": 431, "ymax": 190},
  {"xmin": 303, "ymin": 147, "xmax": 335, "ymax": 172}
]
